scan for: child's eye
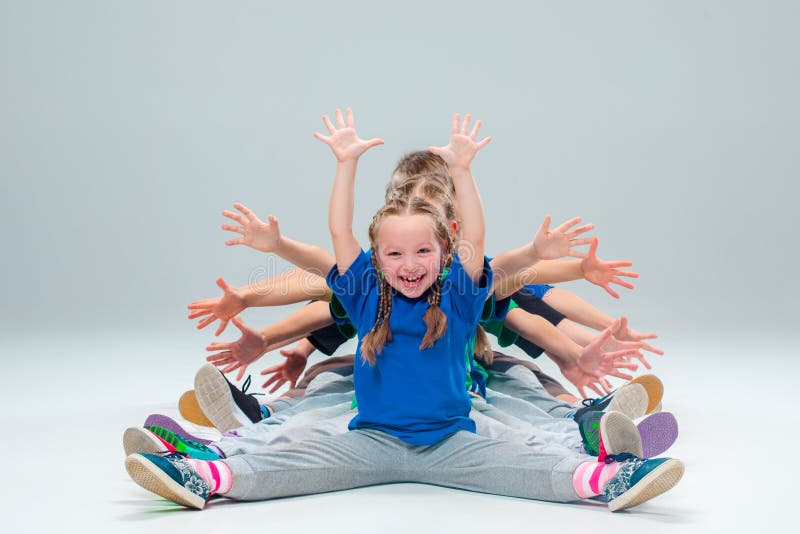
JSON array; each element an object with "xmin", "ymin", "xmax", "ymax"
[
  {"xmin": 418, "ymin": 248, "xmax": 431, "ymax": 254},
  {"xmin": 387, "ymin": 251, "xmax": 400, "ymax": 257}
]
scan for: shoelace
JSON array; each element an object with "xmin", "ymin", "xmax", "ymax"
[
  {"xmin": 603, "ymin": 452, "xmax": 638, "ymax": 464},
  {"xmin": 155, "ymin": 450, "xmax": 189, "ymax": 460},
  {"xmin": 241, "ymin": 375, "xmax": 265, "ymax": 397}
]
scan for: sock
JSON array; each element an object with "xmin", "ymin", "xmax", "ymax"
[
  {"xmin": 260, "ymin": 405, "xmax": 271, "ymax": 419},
  {"xmin": 572, "ymin": 461, "xmax": 622, "ymax": 499},
  {"xmin": 186, "ymin": 458, "xmax": 233, "ymax": 495}
]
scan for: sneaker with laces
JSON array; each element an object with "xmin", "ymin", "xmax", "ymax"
[
  {"xmin": 123, "ymin": 426, "xmax": 221, "ymax": 460},
  {"xmin": 603, "ymin": 453, "xmax": 685, "ymax": 512},
  {"xmin": 125, "ymin": 452, "xmax": 211, "ymax": 510},
  {"xmin": 195, "ymin": 364, "xmax": 263, "ymax": 432},
  {"xmin": 573, "ymin": 382, "xmax": 648, "ymax": 423},
  {"xmin": 598, "ymin": 411, "xmax": 643, "ymax": 459}
]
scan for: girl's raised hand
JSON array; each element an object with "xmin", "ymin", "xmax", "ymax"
[
  {"xmin": 187, "ymin": 277, "xmax": 246, "ymax": 336},
  {"xmin": 532, "ymin": 215, "xmax": 595, "ymax": 260},
  {"xmin": 313, "ymin": 108, "xmax": 384, "ymax": 162},
  {"xmin": 577, "ymin": 326, "xmax": 641, "ymax": 382},
  {"xmin": 205, "ymin": 317, "xmax": 268, "ymax": 381},
  {"xmin": 222, "ymin": 202, "xmax": 281, "ymax": 253},
  {"xmin": 580, "ymin": 237, "xmax": 639, "ymax": 299},
  {"xmin": 427, "ymin": 113, "xmax": 492, "ymax": 170}
]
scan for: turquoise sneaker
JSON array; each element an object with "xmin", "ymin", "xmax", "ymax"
[
  {"xmin": 125, "ymin": 452, "xmax": 211, "ymax": 510},
  {"xmin": 603, "ymin": 453, "xmax": 684, "ymax": 512}
]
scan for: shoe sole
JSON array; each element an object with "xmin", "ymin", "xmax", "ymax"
[
  {"xmin": 628, "ymin": 375, "xmax": 664, "ymax": 415},
  {"xmin": 637, "ymin": 412, "xmax": 679, "ymax": 458},
  {"xmin": 195, "ymin": 364, "xmax": 251, "ymax": 433},
  {"xmin": 123, "ymin": 427, "xmax": 169, "ymax": 457},
  {"xmin": 125, "ymin": 454, "xmax": 206, "ymax": 510},
  {"xmin": 607, "ymin": 383, "xmax": 648, "ymax": 420},
  {"xmin": 178, "ymin": 390, "xmax": 216, "ymax": 428},
  {"xmin": 608, "ymin": 458, "xmax": 685, "ymax": 512},
  {"xmin": 600, "ymin": 412, "xmax": 643, "ymax": 457}
]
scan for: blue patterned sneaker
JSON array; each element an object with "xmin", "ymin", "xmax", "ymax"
[
  {"xmin": 603, "ymin": 453, "xmax": 685, "ymax": 512},
  {"xmin": 125, "ymin": 452, "xmax": 212, "ymax": 509}
]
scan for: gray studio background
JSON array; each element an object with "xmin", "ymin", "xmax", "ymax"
[{"xmin": 1, "ymin": 0, "xmax": 796, "ymax": 356}]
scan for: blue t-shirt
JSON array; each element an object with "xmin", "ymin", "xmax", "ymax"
[{"xmin": 327, "ymin": 250, "xmax": 492, "ymax": 446}]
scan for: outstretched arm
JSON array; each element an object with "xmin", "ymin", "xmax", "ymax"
[
  {"xmin": 314, "ymin": 108, "xmax": 383, "ymax": 273},
  {"xmin": 428, "ymin": 113, "xmax": 491, "ymax": 281},
  {"xmin": 205, "ymin": 300, "xmax": 335, "ymax": 380},
  {"xmin": 519, "ymin": 237, "xmax": 639, "ymax": 298},
  {"xmin": 187, "ymin": 271, "xmax": 331, "ymax": 335},
  {"xmin": 491, "ymin": 215, "xmax": 594, "ymax": 299},
  {"xmin": 222, "ymin": 202, "xmax": 335, "ymax": 276}
]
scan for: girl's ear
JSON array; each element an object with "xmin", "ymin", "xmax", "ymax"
[{"xmin": 449, "ymin": 220, "xmax": 459, "ymax": 237}]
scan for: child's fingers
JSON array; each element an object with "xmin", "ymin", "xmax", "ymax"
[
  {"xmin": 222, "ymin": 210, "xmax": 247, "ymax": 225},
  {"xmin": 567, "ymin": 223, "xmax": 595, "ymax": 237},
  {"xmin": 609, "ymin": 370, "xmax": 635, "ymax": 381},
  {"xmin": 233, "ymin": 203, "xmax": 257, "ymax": 222},
  {"xmin": 188, "ymin": 298, "xmax": 216, "ymax": 309},
  {"xmin": 262, "ymin": 373, "xmax": 282, "ymax": 390},
  {"xmin": 476, "ymin": 136, "xmax": 492, "ymax": 150},
  {"xmin": 470, "ymin": 119, "xmax": 482, "ymax": 139},
  {"xmin": 567, "ymin": 250, "xmax": 589, "ymax": 260},
  {"xmin": 221, "ymin": 224, "xmax": 245, "ymax": 235},
  {"xmin": 312, "ymin": 131, "xmax": 331, "ymax": 143},
  {"xmin": 551, "ymin": 216, "xmax": 582, "ymax": 233},
  {"xmin": 587, "ymin": 236, "xmax": 598, "ymax": 257},
  {"xmin": 345, "ymin": 108, "xmax": 354, "ymax": 128},
  {"xmin": 365, "ymin": 138, "xmax": 385, "ymax": 149},
  {"xmin": 196, "ymin": 316, "xmax": 217, "ymax": 330},
  {"xmin": 214, "ymin": 319, "xmax": 229, "ymax": 337},
  {"xmin": 640, "ymin": 343, "xmax": 664, "ymax": 355},
  {"xmin": 225, "ymin": 238, "xmax": 245, "ymax": 246},
  {"xmin": 601, "ymin": 284, "xmax": 621, "ymax": 299},
  {"xmin": 610, "ymin": 277, "xmax": 635, "ymax": 290},
  {"xmin": 268, "ymin": 378, "xmax": 285, "ymax": 394},
  {"xmin": 322, "ymin": 114, "xmax": 336, "ymax": 134},
  {"xmin": 460, "ymin": 114, "xmax": 471, "ymax": 135},
  {"xmin": 634, "ymin": 353, "xmax": 653, "ymax": 369},
  {"xmin": 188, "ymin": 309, "xmax": 212, "ymax": 320},
  {"xmin": 451, "ymin": 113, "xmax": 460, "ymax": 134},
  {"xmin": 606, "ymin": 260, "xmax": 635, "ymax": 269},
  {"xmin": 260, "ymin": 363, "xmax": 284, "ymax": 375},
  {"xmin": 568, "ymin": 238, "xmax": 594, "ymax": 247},
  {"xmin": 335, "ymin": 108, "xmax": 345, "ymax": 129}
]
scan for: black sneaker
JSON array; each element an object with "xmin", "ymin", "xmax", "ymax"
[{"xmin": 194, "ymin": 364, "xmax": 263, "ymax": 432}]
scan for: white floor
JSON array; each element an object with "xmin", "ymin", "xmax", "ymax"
[{"xmin": 2, "ymin": 332, "xmax": 795, "ymax": 533}]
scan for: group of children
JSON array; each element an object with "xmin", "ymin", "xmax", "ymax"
[{"xmin": 122, "ymin": 110, "xmax": 684, "ymax": 512}]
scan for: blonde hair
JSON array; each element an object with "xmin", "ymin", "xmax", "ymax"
[
  {"xmin": 387, "ymin": 151, "xmax": 454, "ymax": 197},
  {"xmin": 359, "ymin": 196, "xmax": 456, "ymax": 364}
]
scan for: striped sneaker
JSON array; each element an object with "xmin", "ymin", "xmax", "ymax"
[
  {"xmin": 143, "ymin": 414, "xmax": 212, "ymax": 445},
  {"xmin": 123, "ymin": 426, "xmax": 221, "ymax": 460},
  {"xmin": 125, "ymin": 452, "xmax": 211, "ymax": 510},
  {"xmin": 603, "ymin": 453, "xmax": 685, "ymax": 512}
]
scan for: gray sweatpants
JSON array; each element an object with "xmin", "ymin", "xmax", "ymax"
[
  {"xmin": 486, "ymin": 365, "xmax": 576, "ymax": 418},
  {"xmin": 223, "ymin": 428, "xmax": 587, "ymax": 503}
]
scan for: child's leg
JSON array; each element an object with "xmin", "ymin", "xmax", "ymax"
[
  {"xmin": 469, "ymin": 402, "xmax": 583, "ymax": 452},
  {"xmin": 222, "ymin": 429, "xmax": 409, "ymax": 501},
  {"xmin": 486, "ymin": 365, "xmax": 575, "ymax": 418},
  {"xmin": 413, "ymin": 430, "xmax": 586, "ymax": 503},
  {"xmin": 215, "ymin": 404, "xmax": 353, "ymax": 457}
]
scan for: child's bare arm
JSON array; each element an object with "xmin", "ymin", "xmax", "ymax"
[
  {"xmin": 314, "ymin": 108, "xmax": 383, "ymax": 273},
  {"xmin": 205, "ymin": 300, "xmax": 335, "ymax": 380},
  {"xmin": 222, "ymin": 202, "xmax": 336, "ymax": 276},
  {"xmin": 428, "ymin": 114, "xmax": 491, "ymax": 281},
  {"xmin": 187, "ymin": 271, "xmax": 331, "ymax": 335},
  {"xmin": 519, "ymin": 238, "xmax": 639, "ymax": 298},
  {"xmin": 490, "ymin": 215, "xmax": 594, "ymax": 299}
]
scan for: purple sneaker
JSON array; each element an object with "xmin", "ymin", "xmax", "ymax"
[
  {"xmin": 637, "ymin": 411, "xmax": 679, "ymax": 458},
  {"xmin": 143, "ymin": 414, "xmax": 212, "ymax": 445}
]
